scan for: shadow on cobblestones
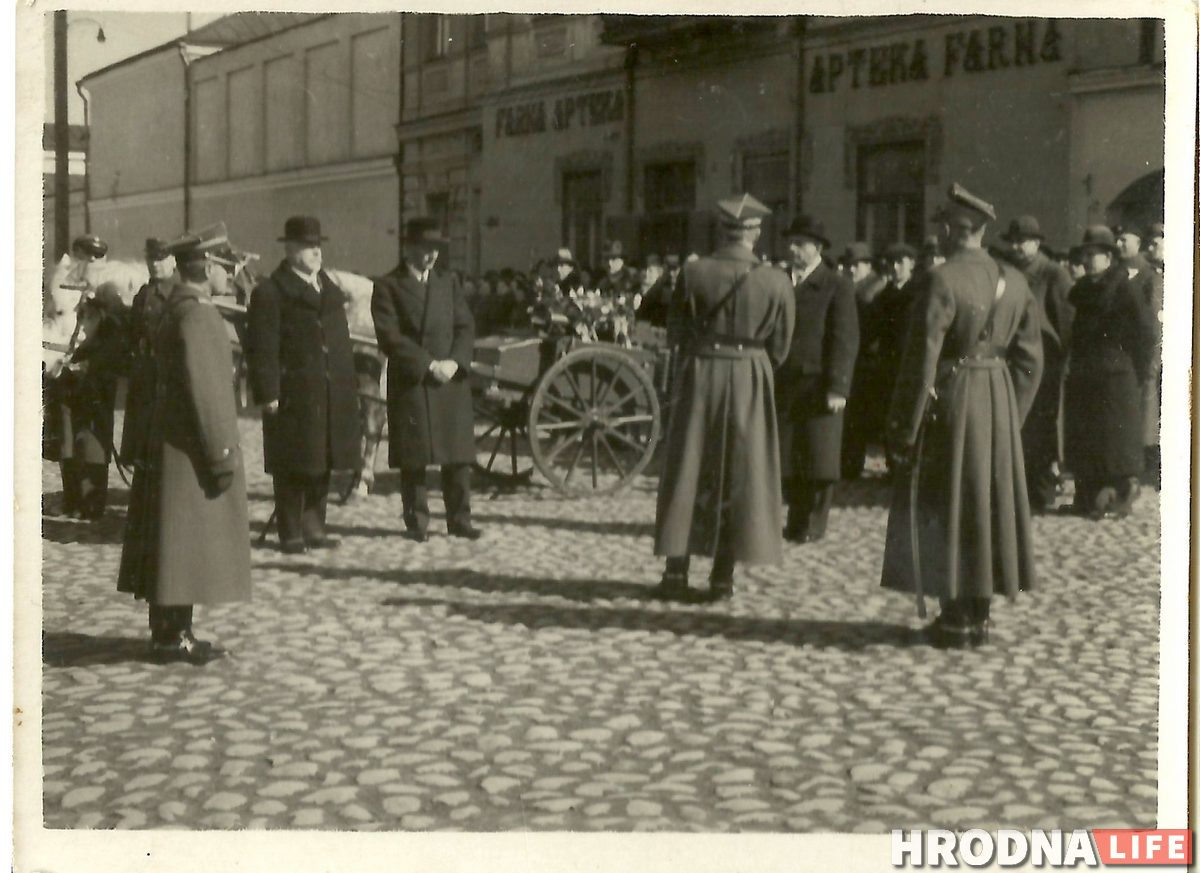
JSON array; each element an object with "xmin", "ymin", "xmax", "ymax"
[
  {"xmin": 257, "ymin": 563, "xmax": 654, "ymax": 603},
  {"xmin": 383, "ymin": 595, "xmax": 925, "ymax": 650},
  {"xmin": 830, "ymin": 479, "xmax": 893, "ymax": 509},
  {"xmin": 41, "ymin": 516, "xmax": 126, "ymax": 546},
  {"xmin": 43, "ymin": 632, "xmax": 158, "ymax": 667},
  {"xmin": 470, "ymin": 512, "xmax": 654, "ymax": 537}
]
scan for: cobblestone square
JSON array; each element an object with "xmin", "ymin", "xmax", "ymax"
[{"xmin": 39, "ymin": 417, "xmax": 1161, "ymax": 832}]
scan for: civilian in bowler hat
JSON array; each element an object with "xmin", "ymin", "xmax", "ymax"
[
  {"xmin": 654, "ymin": 193, "xmax": 795, "ymax": 601},
  {"xmin": 881, "ymin": 184, "xmax": 1043, "ymax": 648},
  {"xmin": 1062, "ymin": 226, "xmax": 1156, "ymax": 518},
  {"xmin": 371, "ymin": 218, "xmax": 481, "ymax": 541},
  {"xmin": 1002, "ymin": 215, "xmax": 1074, "ymax": 511},
  {"xmin": 117, "ymin": 232, "xmax": 250, "ymax": 663},
  {"xmin": 775, "ymin": 215, "xmax": 859, "ymax": 543},
  {"xmin": 244, "ymin": 216, "xmax": 362, "ymax": 553}
]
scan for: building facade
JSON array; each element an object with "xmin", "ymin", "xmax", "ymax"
[{"xmin": 78, "ymin": 13, "xmax": 1164, "ymax": 276}]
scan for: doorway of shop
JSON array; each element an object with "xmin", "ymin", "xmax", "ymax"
[{"xmin": 562, "ymin": 169, "xmax": 603, "ymax": 271}]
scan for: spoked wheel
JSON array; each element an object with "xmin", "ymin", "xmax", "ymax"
[
  {"xmin": 473, "ymin": 387, "xmax": 535, "ymax": 486},
  {"xmin": 528, "ymin": 346, "xmax": 661, "ymax": 496}
]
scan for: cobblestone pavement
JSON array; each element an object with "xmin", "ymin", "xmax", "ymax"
[{"xmin": 39, "ymin": 417, "xmax": 1161, "ymax": 832}]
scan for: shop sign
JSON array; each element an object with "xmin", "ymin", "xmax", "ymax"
[
  {"xmin": 495, "ymin": 87, "xmax": 625, "ymax": 138},
  {"xmin": 808, "ymin": 19, "xmax": 1062, "ymax": 94}
]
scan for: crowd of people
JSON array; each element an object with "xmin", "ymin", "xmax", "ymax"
[{"xmin": 41, "ymin": 180, "xmax": 1164, "ymax": 661}]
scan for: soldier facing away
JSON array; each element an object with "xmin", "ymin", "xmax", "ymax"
[
  {"xmin": 653, "ymin": 193, "xmax": 795, "ymax": 602},
  {"xmin": 881, "ymin": 184, "xmax": 1044, "ymax": 649}
]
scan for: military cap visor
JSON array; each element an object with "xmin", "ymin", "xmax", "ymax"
[{"xmin": 717, "ymin": 193, "xmax": 772, "ymax": 228}]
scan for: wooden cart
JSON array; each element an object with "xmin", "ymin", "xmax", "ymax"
[{"xmin": 470, "ymin": 326, "xmax": 671, "ymax": 497}]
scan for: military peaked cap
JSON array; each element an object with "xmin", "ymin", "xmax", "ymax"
[{"xmin": 716, "ymin": 193, "xmax": 772, "ymax": 229}]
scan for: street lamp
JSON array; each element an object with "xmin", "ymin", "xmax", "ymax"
[{"xmin": 52, "ymin": 12, "xmax": 106, "ymax": 258}]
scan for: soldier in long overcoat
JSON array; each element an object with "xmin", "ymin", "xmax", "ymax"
[
  {"xmin": 654, "ymin": 194, "xmax": 795, "ymax": 601},
  {"xmin": 881, "ymin": 185, "xmax": 1043, "ymax": 649},
  {"xmin": 371, "ymin": 218, "xmax": 481, "ymax": 541},
  {"xmin": 117, "ymin": 234, "xmax": 250, "ymax": 664},
  {"xmin": 119, "ymin": 237, "xmax": 177, "ymax": 468},
  {"xmin": 1063, "ymin": 226, "xmax": 1156, "ymax": 518},
  {"xmin": 245, "ymin": 216, "xmax": 362, "ymax": 553},
  {"xmin": 775, "ymin": 216, "xmax": 859, "ymax": 543},
  {"xmin": 1001, "ymin": 215, "xmax": 1074, "ymax": 511}
]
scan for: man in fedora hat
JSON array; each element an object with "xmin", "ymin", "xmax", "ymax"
[
  {"xmin": 244, "ymin": 216, "xmax": 362, "ymax": 554},
  {"xmin": 596, "ymin": 239, "xmax": 638, "ymax": 300},
  {"xmin": 1001, "ymin": 214, "xmax": 1074, "ymax": 511},
  {"xmin": 839, "ymin": 240, "xmax": 886, "ymax": 480},
  {"xmin": 552, "ymin": 247, "xmax": 583, "ymax": 297},
  {"xmin": 882, "ymin": 184, "xmax": 1043, "ymax": 648},
  {"xmin": 1062, "ymin": 226, "xmax": 1156, "ymax": 518},
  {"xmin": 119, "ymin": 237, "xmax": 178, "ymax": 470},
  {"xmin": 654, "ymin": 193, "xmax": 794, "ymax": 601},
  {"xmin": 117, "ymin": 232, "xmax": 250, "ymax": 663},
  {"xmin": 776, "ymin": 215, "xmax": 859, "ymax": 543},
  {"xmin": 372, "ymin": 217, "xmax": 481, "ymax": 542}
]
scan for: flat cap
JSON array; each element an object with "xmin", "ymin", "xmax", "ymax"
[{"xmin": 716, "ymin": 193, "xmax": 772, "ymax": 229}]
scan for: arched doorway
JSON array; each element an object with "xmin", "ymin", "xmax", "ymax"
[{"xmin": 1105, "ymin": 167, "xmax": 1164, "ymax": 232}]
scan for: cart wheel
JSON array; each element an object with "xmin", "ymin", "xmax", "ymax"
[
  {"xmin": 473, "ymin": 388, "xmax": 534, "ymax": 485},
  {"xmin": 528, "ymin": 346, "xmax": 661, "ymax": 496}
]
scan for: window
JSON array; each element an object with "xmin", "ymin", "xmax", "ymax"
[
  {"xmin": 742, "ymin": 151, "xmax": 789, "ymax": 260},
  {"xmin": 642, "ymin": 161, "xmax": 696, "ymax": 259},
  {"xmin": 468, "ymin": 15, "xmax": 487, "ymax": 51},
  {"xmin": 644, "ymin": 161, "xmax": 695, "ymax": 213},
  {"xmin": 423, "ymin": 15, "xmax": 453, "ymax": 61},
  {"xmin": 562, "ymin": 170, "xmax": 603, "ymax": 269},
  {"xmin": 856, "ymin": 142, "xmax": 925, "ymax": 247},
  {"xmin": 426, "ymin": 192, "xmax": 451, "ymax": 239}
]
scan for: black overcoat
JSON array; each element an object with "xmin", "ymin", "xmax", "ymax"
[
  {"xmin": 371, "ymin": 264, "xmax": 476, "ymax": 469},
  {"xmin": 776, "ymin": 262, "xmax": 860, "ymax": 481},
  {"xmin": 244, "ymin": 263, "xmax": 362, "ymax": 476},
  {"xmin": 1063, "ymin": 265, "xmax": 1155, "ymax": 481},
  {"xmin": 119, "ymin": 277, "xmax": 175, "ymax": 465}
]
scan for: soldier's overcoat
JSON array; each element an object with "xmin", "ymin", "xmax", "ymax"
[
  {"xmin": 654, "ymin": 244, "xmax": 795, "ymax": 563},
  {"xmin": 881, "ymin": 248, "xmax": 1043, "ymax": 602},
  {"xmin": 244, "ymin": 263, "xmax": 362, "ymax": 476},
  {"xmin": 371, "ymin": 264, "xmax": 476, "ymax": 468},
  {"xmin": 118, "ymin": 282, "xmax": 251, "ymax": 605}
]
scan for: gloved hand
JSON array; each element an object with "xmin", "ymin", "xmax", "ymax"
[{"xmin": 207, "ymin": 469, "xmax": 234, "ymax": 498}]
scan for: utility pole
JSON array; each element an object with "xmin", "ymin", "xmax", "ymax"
[{"xmin": 54, "ymin": 10, "xmax": 70, "ymax": 258}]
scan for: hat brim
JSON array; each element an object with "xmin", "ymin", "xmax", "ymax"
[
  {"xmin": 786, "ymin": 231, "xmax": 830, "ymax": 248},
  {"xmin": 279, "ymin": 235, "xmax": 330, "ymax": 244},
  {"xmin": 999, "ymin": 231, "xmax": 1044, "ymax": 243},
  {"xmin": 1078, "ymin": 242, "xmax": 1119, "ymax": 255}
]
